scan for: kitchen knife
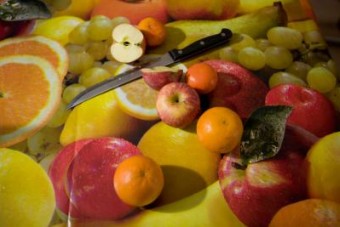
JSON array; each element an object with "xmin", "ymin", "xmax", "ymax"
[{"xmin": 67, "ymin": 28, "xmax": 233, "ymax": 109}]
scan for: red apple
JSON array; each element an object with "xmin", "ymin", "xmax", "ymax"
[
  {"xmin": 156, "ymin": 82, "xmax": 200, "ymax": 128},
  {"xmin": 48, "ymin": 139, "xmax": 93, "ymax": 218},
  {"xmin": 0, "ymin": 20, "xmax": 35, "ymax": 40},
  {"xmin": 66, "ymin": 137, "xmax": 141, "ymax": 220},
  {"xmin": 91, "ymin": 0, "xmax": 168, "ymax": 25},
  {"xmin": 205, "ymin": 60, "xmax": 269, "ymax": 119},
  {"xmin": 218, "ymin": 124, "xmax": 315, "ymax": 227},
  {"xmin": 265, "ymin": 84, "xmax": 336, "ymax": 137},
  {"xmin": 141, "ymin": 66, "xmax": 183, "ymax": 90}
]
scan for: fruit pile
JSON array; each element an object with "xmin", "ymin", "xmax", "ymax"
[{"xmin": 1, "ymin": 0, "xmax": 340, "ymax": 226}]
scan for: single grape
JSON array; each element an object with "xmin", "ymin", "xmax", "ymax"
[
  {"xmin": 285, "ymin": 61, "xmax": 311, "ymax": 81},
  {"xmin": 327, "ymin": 59, "xmax": 338, "ymax": 78},
  {"xmin": 111, "ymin": 16, "xmax": 130, "ymax": 28},
  {"xmin": 238, "ymin": 47, "xmax": 266, "ymax": 71},
  {"xmin": 69, "ymin": 22, "xmax": 89, "ymax": 45},
  {"xmin": 27, "ymin": 127, "xmax": 62, "ymax": 157},
  {"xmin": 79, "ymin": 67, "xmax": 111, "ymax": 87},
  {"xmin": 303, "ymin": 30, "xmax": 327, "ymax": 49},
  {"xmin": 102, "ymin": 60, "xmax": 121, "ymax": 74},
  {"xmin": 269, "ymin": 72, "xmax": 307, "ymax": 88},
  {"xmin": 47, "ymin": 101, "xmax": 71, "ymax": 128},
  {"xmin": 85, "ymin": 41, "xmax": 109, "ymax": 61},
  {"xmin": 307, "ymin": 66, "xmax": 337, "ymax": 93},
  {"xmin": 62, "ymin": 83, "xmax": 87, "ymax": 103},
  {"xmin": 255, "ymin": 38, "xmax": 272, "ymax": 51},
  {"xmin": 219, "ymin": 46, "xmax": 238, "ymax": 63},
  {"xmin": 68, "ymin": 51, "xmax": 94, "ymax": 75},
  {"xmin": 230, "ymin": 34, "xmax": 256, "ymax": 52},
  {"xmin": 65, "ymin": 43, "xmax": 86, "ymax": 53},
  {"xmin": 267, "ymin": 26, "xmax": 303, "ymax": 50},
  {"xmin": 265, "ymin": 46, "xmax": 293, "ymax": 69},
  {"xmin": 88, "ymin": 15, "xmax": 114, "ymax": 41},
  {"xmin": 327, "ymin": 85, "xmax": 340, "ymax": 112}
]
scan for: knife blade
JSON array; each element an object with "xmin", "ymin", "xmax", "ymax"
[{"xmin": 67, "ymin": 28, "xmax": 233, "ymax": 109}]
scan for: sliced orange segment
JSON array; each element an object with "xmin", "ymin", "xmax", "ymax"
[
  {"xmin": 0, "ymin": 55, "xmax": 62, "ymax": 148},
  {"xmin": 113, "ymin": 64, "xmax": 159, "ymax": 121},
  {"xmin": 0, "ymin": 35, "xmax": 68, "ymax": 79}
]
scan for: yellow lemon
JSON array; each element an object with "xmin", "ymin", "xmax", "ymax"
[
  {"xmin": 0, "ymin": 148, "xmax": 55, "ymax": 227},
  {"xmin": 60, "ymin": 90, "xmax": 155, "ymax": 146},
  {"xmin": 32, "ymin": 16, "xmax": 84, "ymax": 45},
  {"xmin": 53, "ymin": 0, "xmax": 101, "ymax": 19},
  {"xmin": 138, "ymin": 121, "xmax": 221, "ymax": 206}
]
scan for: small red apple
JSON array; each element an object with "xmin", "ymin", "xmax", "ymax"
[
  {"xmin": 66, "ymin": 137, "xmax": 141, "ymax": 220},
  {"xmin": 156, "ymin": 82, "xmax": 200, "ymax": 128},
  {"xmin": 218, "ymin": 124, "xmax": 313, "ymax": 227},
  {"xmin": 205, "ymin": 60, "xmax": 269, "ymax": 119},
  {"xmin": 141, "ymin": 66, "xmax": 183, "ymax": 90},
  {"xmin": 265, "ymin": 84, "xmax": 336, "ymax": 137},
  {"xmin": 48, "ymin": 139, "xmax": 92, "ymax": 218},
  {"xmin": 0, "ymin": 20, "xmax": 35, "ymax": 40}
]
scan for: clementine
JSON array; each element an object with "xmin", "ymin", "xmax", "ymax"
[
  {"xmin": 0, "ymin": 55, "xmax": 61, "ymax": 147},
  {"xmin": 113, "ymin": 155, "xmax": 164, "ymax": 207},
  {"xmin": 186, "ymin": 62, "xmax": 218, "ymax": 94},
  {"xmin": 196, "ymin": 107, "xmax": 243, "ymax": 153},
  {"xmin": 269, "ymin": 199, "xmax": 340, "ymax": 227},
  {"xmin": 138, "ymin": 17, "xmax": 166, "ymax": 47}
]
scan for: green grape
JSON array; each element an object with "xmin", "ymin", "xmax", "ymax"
[
  {"xmin": 27, "ymin": 127, "xmax": 62, "ymax": 157},
  {"xmin": 111, "ymin": 16, "xmax": 130, "ymax": 28},
  {"xmin": 307, "ymin": 66, "xmax": 337, "ymax": 93},
  {"xmin": 69, "ymin": 22, "xmax": 90, "ymax": 45},
  {"xmin": 327, "ymin": 59, "xmax": 338, "ymax": 78},
  {"xmin": 65, "ymin": 44, "xmax": 86, "ymax": 53},
  {"xmin": 219, "ymin": 46, "xmax": 238, "ymax": 63},
  {"xmin": 88, "ymin": 15, "xmax": 114, "ymax": 41},
  {"xmin": 62, "ymin": 83, "xmax": 87, "ymax": 104},
  {"xmin": 327, "ymin": 85, "xmax": 340, "ymax": 112},
  {"xmin": 47, "ymin": 101, "xmax": 71, "ymax": 128},
  {"xmin": 267, "ymin": 26, "xmax": 303, "ymax": 50},
  {"xmin": 265, "ymin": 46, "xmax": 293, "ymax": 69},
  {"xmin": 285, "ymin": 61, "xmax": 311, "ymax": 81},
  {"xmin": 303, "ymin": 30, "xmax": 327, "ymax": 49},
  {"xmin": 102, "ymin": 60, "xmax": 121, "ymax": 74},
  {"xmin": 238, "ymin": 47, "xmax": 266, "ymax": 71},
  {"xmin": 68, "ymin": 51, "xmax": 94, "ymax": 75},
  {"xmin": 301, "ymin": 51, "xmax": 330, "ymax": 66},
  {"xmin": 39, "ymin": 153, "xmax": 58, "ymax": 173},
  {"xmin": 86, "ymin": 41, "xmax": 108, "ymax": 61},
  {"xmin": 79, "ymin": 67, "xmax": 111, "ymax": 87},
  {"xmin": 230, "ymin": 34, "xmax": 256, "ymax": 52},
  {"xmin": 269, "ymin": 72, "xmax": 307, "ymax": 88},
  {"xmin": 255, "ymin": 38, "xmax": 272, "ymax": 51}
]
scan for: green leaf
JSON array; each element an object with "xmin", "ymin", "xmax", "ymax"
[
  {"xmin": 0, "ymin": 0, "xmax": 51, "ymax": 21},
  {"xmin": 240, "ymin": 105, "xmax": 293, "ymax": 166}
]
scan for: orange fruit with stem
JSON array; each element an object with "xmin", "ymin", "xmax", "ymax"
[
  {"xmin": 113, "ymin": 155, "xmax": 164, "ymax": 207},
  {"xmin": 196, "ymin": 107, "xmax": 243, "ymax": 153},
  {"xmin": 0, "ymin": 55, "xmax": 62, "ymax": 148},
  {"xmin": 138, "ymin": 17, "xmax": 166, "ymax": 47},
  {"xmin": 0, "ymin": 35, "xmax": 68, "ymax": 80},
  {"xmin": 269, "ymin": 199, "xmax": 340, "ymax": 227},
  {"xmin": 186, "ymin": 62, "xmax": 218, "ymax": 94}
]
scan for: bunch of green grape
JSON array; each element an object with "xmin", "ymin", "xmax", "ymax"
[{"xmin": 219, "ymin": 26, "xmax": 339, "ymax": 111}]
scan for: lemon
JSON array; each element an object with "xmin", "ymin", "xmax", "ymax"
[
  {"xmin": 0, "ymin": 148, "xmax": 55, "ymax": 226},
  {"xmin": 138, "ymin": 121, "xmax": 221, "ymax": 205},
  {"xmin": 60, "ymin": 90, "xmax": 153, "ymax": 146},
  {"xmin": 32, "ymin": 16, "xmax": 84, "ymax": 45}
]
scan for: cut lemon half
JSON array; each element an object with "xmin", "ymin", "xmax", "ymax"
[
  {"xmin": 0, "ymin": 35, "xmax": 69, "ymax": 80},
  {"xmin": 113, "ymin": 64, "xmax": 160, "ymax": 121},
  {"xmin": 0, "ymin": 55, "xmax": 62, "ymax": 147}
]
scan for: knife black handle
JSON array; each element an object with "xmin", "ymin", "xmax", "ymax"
[{"xmin": 169, "ymin": 28, "xmax": 232, "ymax": 63}]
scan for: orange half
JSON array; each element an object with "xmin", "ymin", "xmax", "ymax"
[
  {"xmin": 0, "ymin": 55, "xmax": 62, "ymax": 147},
  {"xmin": 0, "ymin": 35, "xmax": 68, "ymax": 80}
]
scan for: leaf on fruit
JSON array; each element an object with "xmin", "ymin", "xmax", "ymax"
[
  {"xmin": 0, "ymin": 0, "xmax": 51, "ymax": 21},
  {"xmin": 240, "ymin": 105, "xmax": 293, "ymax": 166}
]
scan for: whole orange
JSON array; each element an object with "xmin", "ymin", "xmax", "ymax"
[
  {"xmin": 138, "ymin": 17, "xmax": 166, "ymax": 47},
  {"xmin": 113, "ymin": 155, "xmax": 164, "ymax": 207},
  {"xmin": 186, "ymin": 62, "xmax": 218, "ymax": 94},
  {"xmin": 196, "ymin": 107, "xmax": 243, "ymax": 153},
  {"xmin": 269, "ymin": 199, "xmax": 340, "ymax": 227}
]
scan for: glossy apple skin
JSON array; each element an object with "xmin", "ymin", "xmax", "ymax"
[
  {"xmin": 218, "ymin": 125, "xmax": 316, "ymax": 227},
  {"xmin": 48, "ymin": 139, "xmax": 92, "ymax": 218},
  {"xmin": 156, "ymin": 82, "xmax": 200, "ymax": 128},
  {"xmin": 205, "ymin": 60, "xmax": 269, "ymax": 119},
  {"xmin": 142, "ymin": 68, "xmax": 183, "ymax": 90},
  {"xmin": 265, "ymin": 84, "xmax": 336, "ymax": 137},
  {"xmin": 91, "ymin": 0, "xmax": 168, "ymax": 24},
  {"xmin": 66, "ymin": 137, "xmax": 141, "ymax": 220},
  {"xmin": 0, "ymin": 20, "xmax": 35, "ymax": 40}
]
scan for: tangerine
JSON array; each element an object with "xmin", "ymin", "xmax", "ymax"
[
  {"xmin": 196, "ymin": 107, "xmax": 243, "ymax": 153},
  {"xmin": 138, "ymin": 17, "xmax": 166, "ymax": 47},
  {"xmin": 113, "ymin": 155, "xmax": 164, "ymax": 207},
  {"xmin": 186, "ymin": 62, "xmax": 218, "ymax": 94}
]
